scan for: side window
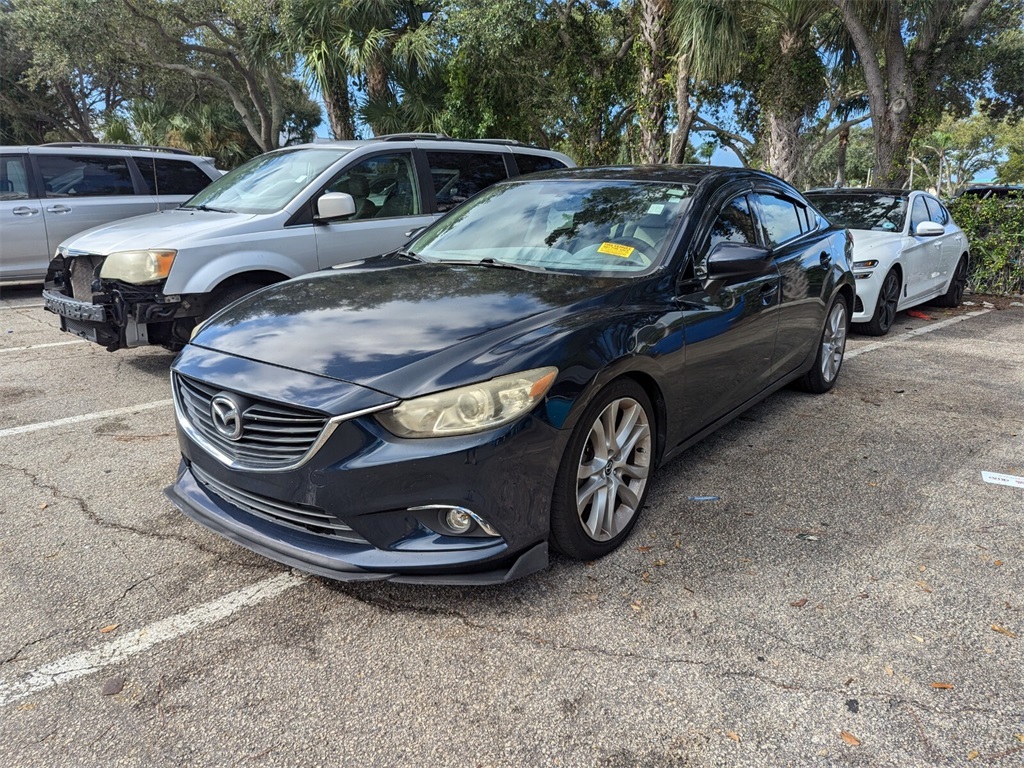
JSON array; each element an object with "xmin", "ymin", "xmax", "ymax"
[
  {"xmin": 924, "ymin": 197, "xmax": 949, "ymax": 226},
  {"xmin": 909, "ymin": 196, "xmax": 930, "ymax": 233},
  {"xmin": 426, "ymin": 151, "xmax": 508, "ymax": 213},
  {"xmin": 756, "ymin": 193, "xmax": 803, "ymax": 246},
  {"xmin": 324, "ymin": 152, "xmax": 420, "ymax": 220},
  {"xmin": 138, "ymin": 158, "xmax": 213, "ymax": 196},
  {"xmin": 0, "ymin": 155, "xmax": 30, "ymax": 200},
  {"xmin": 708, "ymin": 195, "xmax": 758, "ymax": 250},
  {"xmin": 513, "ymin": 153, "xmax": 567, "ymax": 175},
  {"xmin": 36, "ymin": 154, "xmax": 134, "ymax": 198}
]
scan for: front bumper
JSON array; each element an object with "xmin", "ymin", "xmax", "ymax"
[
  {"xmin": 42, "ymin": 289, "xmax": 121, "ymax": 346},
  {"xmin": 851, "ymin": 269, "xmax": 884, "ymax": 322}
]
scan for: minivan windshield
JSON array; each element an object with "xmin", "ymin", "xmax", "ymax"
[
  {"xmin": 183, "ymin": 148, "xmax": 348, "ymax": 214},
  {"xmin": 411, "ymin": 179, "xmax": 692, "ymax": 275}
]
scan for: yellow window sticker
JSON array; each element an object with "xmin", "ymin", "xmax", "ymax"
[{"xmin": 597, "ymin": 242, "xmax": 635, "ymax": 258}]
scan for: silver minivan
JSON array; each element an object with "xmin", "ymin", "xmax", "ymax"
[
  {"xmin": 1, "ymin": 144, "xmax": 219, "ymax": 281},
  {"xmin": 42, "ymin": 135, "xmax": 574, "ymax": 351}
]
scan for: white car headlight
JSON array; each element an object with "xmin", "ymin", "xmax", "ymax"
[
  {"xmin": 99, "ymin": 250, "xmax": 177, "ymax": 284},
  {"xmin": 376, "ymin": 367, "xmax": 558, "ymax": 438}
]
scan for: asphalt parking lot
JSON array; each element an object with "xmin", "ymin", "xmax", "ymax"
[{"xmin": 1, "ymin": 283, "xmax": 1022, "ymax": 767}]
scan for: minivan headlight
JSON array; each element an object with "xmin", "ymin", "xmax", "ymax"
[
  {"xmin": 376, "ymin": 367, "xmax": 558, "ymax": 438},
  {"xmin": 99, "ymin": 250, "xmax": 177, "ymax": 284}
]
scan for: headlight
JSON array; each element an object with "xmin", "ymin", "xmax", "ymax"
[
  {"xmin": 376, "ymin": 367, "xmax": 558, "ymax": 438},
  {"xmin": 99, "ymin": 250, "xmax": 176, "ymax": 284},
  {"xmin": 853, "ymin": 259, "xmax": 879, "ymax": 269}
]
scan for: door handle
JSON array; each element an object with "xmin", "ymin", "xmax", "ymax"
[
  {"xmin": 46, "ymin": 204, "xmax": 72, "ymax": 214},
  {"xmin": 819, "ymin": 250, "xmax": 831, "ymax": 267},
  {"xmin": 12, "ymin": 206, "xmax": 39, "ymax": 216},
  {"xmin": 759, "ymin": 281, "xmax": 779, "ymax": 306}
]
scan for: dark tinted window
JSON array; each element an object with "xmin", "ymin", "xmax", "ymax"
[
  {"xmin": 708, "ymin": 196, "xmax": 758, "ymax": 249},
  {"xmin": 426, "ymin": 151, "xmax": 508, "ymax": 213},
  {"xmin": 805, "ymin": 193, "xmax": 907, "ymax": 232},
  {"xmin": 910, "ymin": 196, "xmax": 929, "ymax": 233},
  {"xmin": 137, "ymin": 158, "xmax": 213, "ymax": 195},
  {"xmin": 37, "ymin": 154, "xmax": 134, "ymax": 198},
  {"xmin": 514, "ymin": 153, "xmax": 567, "ymax": 175},
  {"xmin": 0, "ymin": 154, "xmax": 30, "ymax": 200},
  {"xmin": 757, "ymin": 193, "xmax": 803, "ymax": 246}
]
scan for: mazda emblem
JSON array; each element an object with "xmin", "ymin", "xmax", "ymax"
[{"xmin": 210, "ymin": 393, "xmax": 244, "ymax": 441}]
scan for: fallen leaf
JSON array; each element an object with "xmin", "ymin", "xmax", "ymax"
[
  {"xmin": 992, "ymin": 624, "xmax": 1018, "ymax": 639},
  {"xmin": 99, "ymin": 624, "xmax": 118, "ymax": 634},
  {"xmin": 914, "ymin": 580, "xmax": 932, "ymax": 593},
  {"xmin": 867, "ymin": 482, "xmax": 878, "ymax": 487},
  {"xmin": 968, "ymin": 750, "xmax": 980, "ymax": 760},
  {"xmin": 912, "ymin": 635, "xmax": 925, "ymax": 643},
  {"xmin": 918, "ymin": 565, "xmax": 927, "ymax": 572},
  {"xmin": 840, "ymin": 731, "xmax": 861, "ymax": 746},
  {"xmin": 884, "ymin": 665, "xmax": 894, "ymax": 676},
  {"xmin": 726, "ymin": 731, "xmax": 740, "ymax": 743},
  {"xmin": 791, "ymin": 598, "xmax": 808, "ymax": 608},
  {"xmin": 930, "ymin": 682, "xmax": 953, "ymax": 689},
  {"xmin": 653, "ymin": 559, "xmax": 667, "ymax": 567},
  {"xmin": 673, "ymin": 540, "xmax": 681, "ymax": 549},
  {"xmin": 640, "ymin": 572, "xmax": 652, "ymax": 583},
  {"xmin": 1015, "ymin": 734, "xmax": 1024, "ymax": 744},
  {"xmin": 630, "ymin": 601, "xmax": 643, "ymax": 612},
  {"xmin": 39, "ymin": 503, "xmax": 48, "ymax": 510},
  {"xmin": 18, "ymin": 703, "xmax": 37, "ymax": 711},
  {"xmin": 994, "ymin": 560, "xmax": 1004, "ymax": 566},
  {"xmin": 636, "ymin": 546, "xmax": 653, "ymax": 553}
]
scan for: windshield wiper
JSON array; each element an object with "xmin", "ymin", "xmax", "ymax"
[
  {"xmin": 394, "ymin": 249, "xmax": 425, "ymax": 262},
  {"xmin": 474, "ymin": 258, "xmax": 547, "ymax": 273},
  {"xmin": 191, "ymin": 204, "xmax": 233, "ymax": 213}
]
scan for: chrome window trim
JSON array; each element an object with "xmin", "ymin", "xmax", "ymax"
[{"xmin": 171, "ymin": 372, "xmax": 397, "ymax": 473}]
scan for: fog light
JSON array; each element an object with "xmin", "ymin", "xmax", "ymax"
[{"xmin": 445, "ymin": 508, "xmax": 473, "ymax": 533}]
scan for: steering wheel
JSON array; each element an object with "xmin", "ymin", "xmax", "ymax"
[{"xmin": 601, "ymin": 237, "xmax": 655, "ymax": 267}]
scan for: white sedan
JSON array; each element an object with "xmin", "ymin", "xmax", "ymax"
[{"xmin": 805, "ymin": 189, "xmax": 970, "ymax": 335}]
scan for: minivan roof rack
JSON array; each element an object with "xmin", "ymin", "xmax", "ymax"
[
  {"xmin": 373, "ymin": 133, "xmax": 531, "ymax": 148},
  {"xmin": 42, "ymin": 142, "xmax": 193, "ymax": 155}
]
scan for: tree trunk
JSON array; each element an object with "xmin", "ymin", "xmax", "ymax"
[
  {"xmin": 834, "ymin": 124, "xmax": 849, "ymax": 187},
  {"xmin": 668, "ymin": 53, "xmax": 693, "ymax": 164},
  {"xmin": 322, "ymin": 77, "xmax": 355, "ymax": 140},
  {"xmin": 637, "ymin": 0, "xmax": 669, "ymax": 164},
  {"xmin": 765, "ymin": 109, "xmax": 802, "ymax": 184}
]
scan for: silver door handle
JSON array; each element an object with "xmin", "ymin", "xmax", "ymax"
[
  {"xmin": 46, "ymin": 204, "xmax": 72, "ymax": 214},
  {"xmin": 12, "ymin": 206, "xmax": 40, "ymax": 216}
]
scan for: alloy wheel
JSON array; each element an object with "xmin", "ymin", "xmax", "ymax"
[
  {"xmin": 820, "ymin": 301, "xmax": 848, "ymax": 383},
  {"xmin": 575, "ymin": 397, "xmax": 652, "ymax": 542},
  {"xmin": 876, "ymin": 271, "xmax": 900, "ymax": 332}
]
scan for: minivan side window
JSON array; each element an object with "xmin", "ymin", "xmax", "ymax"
[
  {"xmin": 756, "ymin": 193, "xmax": 803, "ymax": 246},
  {"xmin": 0, "ymin": 155, "xmax": 30, "ymax": 200},
  {"xmin": 37, "ymin": 155, "xmax": 135, "ymax": 197},
  {"xmin": 514, "ymin": 153, "xmax": 567, "ymax": 175},
  {"xmin": 426, "ymin": 151, "xmax": 508, "ymax": 213},
  {"xmin": 323, "ymin": 152, "xmax": 420, "ymax": 219},
  {"xmin": 137, "ymin": 158, "xmax": 213, "ymax": 196}
]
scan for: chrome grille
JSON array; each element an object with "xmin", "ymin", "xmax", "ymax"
[
  {"xmin": 174, "ymin": 373, "xmax": 330, "ymax": 469},
  {"xmin": 191, "ymin": 463, "xmax": 365, "ymax": 542}
]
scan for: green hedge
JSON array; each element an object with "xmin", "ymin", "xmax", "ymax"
[{"xmin": 947, "ymin": 196, "xmax": 1024, "ymax": 296}]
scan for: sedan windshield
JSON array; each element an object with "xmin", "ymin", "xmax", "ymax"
[
  {"xmin": 807, "ymin": 193, "xmax": 907, "ymax": 232},
  {"xmin": 183, "ymin": 148, "xmax": 348, "ymax": 215},
  {"xmin": 411, "ymin": 179, "xmax": 692, "ymax": 275}
]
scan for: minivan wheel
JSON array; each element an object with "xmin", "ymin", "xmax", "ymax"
[
  {"xmin": 550, "ymin": 380, "xmax": 655, "ymax": 560},
  {"xmin": 798, "ymin": 295, "xmax": 848, "ymax": 394}
]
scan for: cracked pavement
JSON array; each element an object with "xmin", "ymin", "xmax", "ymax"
[{"xmin": 1, "ymin": 284, "xmax": 1022, "ymax": 766}]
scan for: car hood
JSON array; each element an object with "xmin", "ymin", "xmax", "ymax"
[
  {"xmin": 849, "ymin": 228, "xmax": 902, "ymax": 254},
  {"xmin": 192, "ymin": 256, "xmax": 627, "ymax": 398},
  {"xmin": 60, "ymin": 208, "xmax": 257, "ymax": 254}
]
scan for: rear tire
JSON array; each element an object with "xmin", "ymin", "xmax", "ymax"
[
  {"xmin": 798, "ymin": 294, "xmax": 848, "ymax": 394},
  {"xmin": 931, "ymin": 256, "xmax": 968, "ymax": 308},
  {"xmin": 550, "ymin": 380, "xmax": 655, "ymax": 560}
]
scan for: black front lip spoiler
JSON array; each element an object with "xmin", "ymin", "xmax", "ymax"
[{"xmin": 164, "ymin": 464, "xmax": 549, "ymax": 585}]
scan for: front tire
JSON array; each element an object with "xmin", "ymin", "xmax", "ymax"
[
  {"xmin": 859, "ymin": 268, "xmax": 900, "ymax": 336},
  {"xmin": 550, "ymin": 380, "xmax": 655, "ymax": 560},
  {"xmin": 798, "ymin": 294, "xmax": 849, "ymax": 394}
]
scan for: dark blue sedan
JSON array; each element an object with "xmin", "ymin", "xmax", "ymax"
[{"xmin": 165, "ymin": 166, "xmax": 854, "ymax": 584}]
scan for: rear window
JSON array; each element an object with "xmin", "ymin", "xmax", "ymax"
[
  {"xmin": 137, "ymin": 158, "xmax": 213, "ymax": 196},
  {"xmin": 37, "ymin": 155, "xmax": 135, "ymax": 198},
  {"xmin": 806, "ymin": 193, "xmax": 907, "ymax": 232}
]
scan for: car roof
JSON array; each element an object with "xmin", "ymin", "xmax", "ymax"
[
  {"xmin": 500, "ymin": 164, "xmax": 790, "ymax": 187},
  {"xmin": 284, "ymin": 134, "xmax": 568, "ymax": 154},
  {"xmin": 804, "ymin": 187, "xmax": 910, "ymax": 197}
]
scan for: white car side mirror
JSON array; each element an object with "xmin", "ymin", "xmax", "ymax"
[
  {"xmin": 915, "ymin": 221, "xmax": 945, "ymax": 237},
  {"xmin": 316, "ymin": 192, "xmax": 356, "ymax": 221}
]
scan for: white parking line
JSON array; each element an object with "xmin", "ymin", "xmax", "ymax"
[
  {"xmin": 0, "ymin": 572, "xmax": 305, "ymax": 707},
  {"xmin": 0, "ymin": 304, "xmax": 44, "ymax": 310},
  {"xmin": 0, "ymin": 400, "xmax": 173, "ymax": 438},
  {"xmin": 845, "ymin": 309, "xmax": 991, "ymax": 359},
  {"xmin": 0, "ymin": 340, "xmax": 87, "ymax": 354}
]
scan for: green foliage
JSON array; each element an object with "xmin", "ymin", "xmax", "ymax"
[{"xmin": 948, "ymin": 196, "xmax": 1024, "ymax": 296}]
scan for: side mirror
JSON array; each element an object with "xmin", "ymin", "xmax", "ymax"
[
  {"xmin": 914, "ymin": 221, "xmax": 945, "ymax": 237},
  {"xmin": 704, "ymin": 242, "xmax": 772, "ymax": 280},
  {"xmin": 316, "ymin": 192, "xmax": 356, "ymax": 221}
]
